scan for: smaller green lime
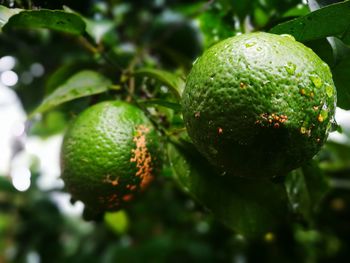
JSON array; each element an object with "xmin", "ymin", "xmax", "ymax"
[{"xmin": 60, "ymin": 101, "xmax": 162, "ymax": 212}]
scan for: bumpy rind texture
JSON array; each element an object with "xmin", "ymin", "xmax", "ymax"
[
  {"xmin": 61, "ymin": 101, "xmax": 161, "ymax": 212},
  {"xmin": 182, "ymin": 32, "xmax": 336, "ymax": 178}
]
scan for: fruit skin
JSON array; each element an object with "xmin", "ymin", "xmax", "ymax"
[
  {"xmin": 182, "ymin": 32, "xmax": 336, "ymax": 178},
  {"xmin": 60, "ymin": 101, "xmax": 162, "ymax": 212}
]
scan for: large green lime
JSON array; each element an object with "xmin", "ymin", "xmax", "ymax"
[
  {"xmin": 182, "ymin": 32, "xmax": 336, "ymax": 178},
  {"xmin": 61, "ymin": 101, "xmax": 161, "ymax": 212}
]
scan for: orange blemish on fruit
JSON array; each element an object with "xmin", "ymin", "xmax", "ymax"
[
  {"xmin": 126, "ymin": 184, "xmax": 137, "ymax": 191},
  {"xmin": 122, "ymin": 194, "xmax": 133, "ymax": 202},
  {"xmin": 317, "ymin": 114, "xmax": 324, "ymax": 122},
  {"xmin": 239, "ymin": 82, "xmax": 247, "ymax": 88},
  {"xmin": 104, "ymin": 175, "xmax": 119, "ymax": 186},
  {"xmin": 99, "ymin": 194, "xmax": 120, "ymax": 209},
  {"xmin": 257, "ymin": 113, "xmax": 288, "ymax": 128},
  {"xmin": 130, "ymin": 125, "xmax": 154, "ymax": 190}
]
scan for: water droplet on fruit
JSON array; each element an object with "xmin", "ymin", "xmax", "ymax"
[
  {"xmin": 285, "ymin": 62, "xmax": 296, "ymax": 75},
  {"xmin": 300, "ymin": 127, "xmax": 307, "ymax": 134},
  {"xmin": 317, "ymin": 109, "xmax": 328, "ymax": 122},
  {"xmin": 245, "ymin": 41, "xmax": 256, "ymax": 48},
  {"xmin": 281, "ymin": 34, "xmax": 296, "ymax": 41},
  {"xmin": 310, "ymin": 75, "xmax": 322, "ymax": 88},
  {"xmin": 325, "ymin": 84, "xmax": 334, "ymax": 97}
]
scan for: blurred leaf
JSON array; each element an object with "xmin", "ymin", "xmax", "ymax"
[
  {"xmin": 302, "ymin": 161, "xmax": 330, "ymax": 209},
  {"xmin": 254, "ymin": 7, "xmax": 269, "ymax": 27},
  {"xmin": 0, "ymin": 5, "xmax": 22, "ymax": 31},
  {"xmin": 138, "ymin": 99, "xmax": 181, "ymax": 112},
  {"xmin": 285, "ymin": 169, "xmax": 312, "ymax": 223},
  {"xmin": 134, "ymin": 68, "xmax": 184, "ymax": 100},
  {"xmin": 332, "ymin": 53, "xmax": 350, "ymax": 109},
  {"xmin": 173, "ymin": 2, "xmax": 207, "ymax": 16},
  {"xmin": 270, "ymin": 1, "xmax": 350, "ymax": 45},
  {"xmin": 0, "ymin": 177, "xmax": 16, "ymax": 193},
  {"xmin": 46, "ymin": 62, "xmax": 96, "ymax": 94},
  {"xmin": 168, "ymin": 140, "xmax": 288, "ymax": 238},
  {"xmin": 197, "ymin": 10, "xmax": 235, "ymax": 48},
  {"xmin": 219, "ymin": 0, "xmax": 251, "ymax": 20},
  {"xmin": 320, "ymin": 141, "xmax": 350, "ymax": 171},
  {"xmin": 29, "ymin": 111, "xmax": 67, "ymax": 138},
  {"xmin": 85, "ymin": 19, "xmax": 114, "ymax": 44},
  {"xmin": 285, "ymin": 161, "xmax": 330, "ymax": 222},
  {"xmin": 104, "ymin": 210, "xmax": 129, "ymax": 235},
  {"xmin": 63, "ymin": 5, "xmax": 114, "ymax": 44},
  {"xmin": 328, "ymin": 37, "xmax": 350, "ymax": 64},
  {"xmin": 3, "ymin": 9, "xmax": 86, "ymax": 35},
  {"xmin": 30, "ymin": 70, "xmax": 112, "ymax": 117},
  {"xmin": 282, "ymin": 5, "xmax": 309, "ymax": 17}
]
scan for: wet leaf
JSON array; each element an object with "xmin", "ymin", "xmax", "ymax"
[
  {"xmin": 30, "ymin": 70, "xmax": 112, "ymax": 117},
  {"xmin": 134, "ymin": 68, "xmax": 184, "ymax": 100},
  {"xmin": 168, "ymin": 140, "xmax": 288, "ymax": 238},
  {"xmin": 3, "ymin": 9, "xmax": 86, "ymax": 35},
  {"xmin": 0, "ymin": 5, "xmax": 22, "ymax": 31},
  {"xmin": 270, "ymin": 1, "xmax": 350, "ymax": 45}
]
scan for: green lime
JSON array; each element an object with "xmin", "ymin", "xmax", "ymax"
[
  {"xmin": 61, "ymin": 101, "xmax": 162, "ymax": 212},
  {"xmin": 182, "ymin": 32, "xmax": 336, "ymax": 178}
]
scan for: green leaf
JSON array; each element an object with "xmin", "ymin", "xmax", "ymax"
[
  {"xmin": 168, "ymin": 140, "xmax": 288, "ymax": 238},
  {"xmin": 138, "ymin": 99, "xmax": 181, "ymax": 112},
  {"xmin": 3, "ymin": 9, "xmax": 86, "ymax": 35},
  {"xmin": 320, "ymin": 141, "xmax": 350, "ymax": 171},
  {"xmin": 285, "ymin": 169, "xmax": 312, "ymax": 222},
  {"xmin": 197, "ymin": 10, "xmax": 235, "ymax": 48},
  {"xmin": 302, "ymin": 161, "xmax": 330, "ymax": 210},
  {"xmin": 45, "ymin": 62, "xmax": 95, "ymax": 94},
  {"xmin": 0, "ymin": 5, "xmax": 22, "ymax": 31},
  {"xmin": 270, "ymin": 1, "xmax": 350, "ymax": 45},
  {"xmin": 30, "ymin": 70, "xmax": 112, "ymax": 117},
  {"xmin": 0, "ymin": 176, "xmax": 16, "ymax": 193},
  {"xmin": 332, "ymin": 53, "xmax": 350, "ymax": 109},
  {"xmin": 134, "ymin": 68, "xmax": 185, "ymax": 100},
  {"xmin": 285, "ymin": 161, "xmax": 330, "ymax": 223},
  {"xmin": 63, "ymin": 5, "xmax": 114, "ymax": 43},
  {"xmin": 28, "ymin": 111, "xmax": 67, "ymax": 138}
]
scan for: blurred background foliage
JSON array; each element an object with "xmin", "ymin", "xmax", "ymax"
[{"xmin": 1, "ymin": 0, "xmax": 350, "ymax": 262}]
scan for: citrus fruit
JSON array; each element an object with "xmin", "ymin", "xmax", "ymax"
[
  {"xmin": 60, "ymin": 101, "xmax": 162, "ymax": 212},
  {"xmin": 182, "ymin": 32, "xmax": 336, "ymax": 178}
]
